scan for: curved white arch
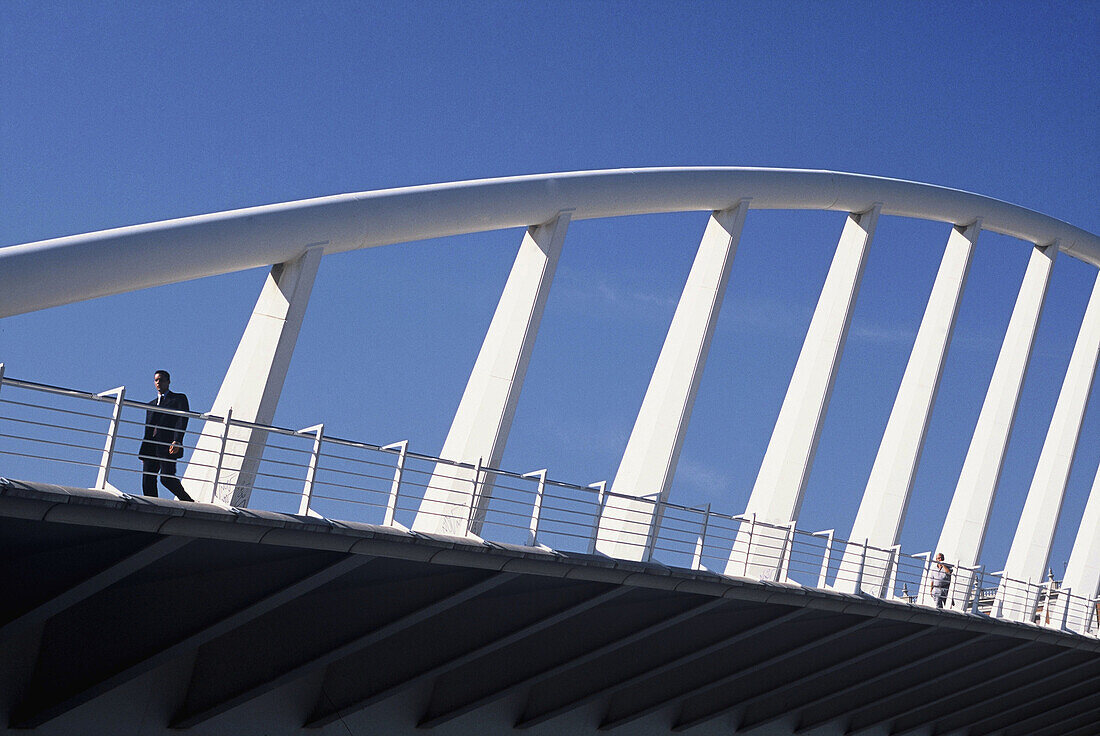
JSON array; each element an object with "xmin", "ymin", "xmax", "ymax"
[{"xmin": 1, "ymin": 167, "xmax": 1097, "ymax": 318}]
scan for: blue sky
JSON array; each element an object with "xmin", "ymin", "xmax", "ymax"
[{"xmin": 1, "ymin": 2, "xmax": 1098, "ymax": 575}]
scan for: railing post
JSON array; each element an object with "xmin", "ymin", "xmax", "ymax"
[
  {"xmin": 382, "ymin": 441, "xmax": 409, "ymax": 528},
  {"xmin": 1086, "ymin": 597, "xmax": 1098, "ymax": 635},
  {"xmin": 644, "ymin": 495, "xmax": 663, "ymax": 562},
  {"xmin": 692, "ymin": 504, "xmax": 712, "ymax": 571},
  {"xmin": 1027, "ymin": 578, "xmax": 1042, "ymax": 624},
  {"xmin": 465, "ymin": 457, "xmax": 484, "ymax": 532},
  {"xmin": 774, "ymin": 521, "xmax": 796, "ymax": 582},
  {"xmin": 739, "ymin": 513, "xmax": 756, "ymax": 576},
  {"xmin": 913, "ymin": 552, "xmax": 931, "ymax": 605},
  {"xmin": 1040, "ymin": 578, "xmax": 1055, "ymax": 625},
  {"xmin": 94, "ymin": 386, "xmax": 126, "ymax": 492},
  {"xmin": 1016, "ymin": 577, "xmax": 1033, "ymax": 622},
  {"xmin": 296, "ymin": 423, "xmax": 324, "ymax": 517},
  {"xmin": 853, "ymin": 539, "xmax": 869, "ymax": 593},
  {"xmin": 973, "ymin": 565, "xmax": 984, "ymax": 614},
  {"xmin": 523, "ymin": 468, "xmax": 548, "ymax": 547},
  {"xmin": 1056, "ymin": 586, "xmax": 1072, "ymax": 630},
  {"xmin": 958, "ymin": 563, "xmax": 983, "ymax": 614},
  {"xmin": 586, "ymin": 481, "xmax": 607, "ymax": 554},
  {"xmin": 881, "ymin": 544, "xmax": 901, "ymax": 599},
  {"xmin": 991, "ymin": 570, "xmax": 1007, "ymax": 618},
  {"xmin": 813, "ymin": 529, "xmax": 835, "ymax": 589},
  {"xmin": 950, "ymin": 559, "xmax": 964, "ymax": 610},
  {"xmin": 210, "ymin": 408, "xmax": 233, "ymax": 506}
]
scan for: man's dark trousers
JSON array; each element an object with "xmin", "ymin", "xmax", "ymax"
[{"xmin": 139, "ymin": 390, "xmax": 193, "ymax": 502}]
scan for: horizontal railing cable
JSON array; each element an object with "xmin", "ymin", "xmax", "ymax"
[{"xmin": 0, "ymin": 370, "xmax": 1097, "ymax": 636}]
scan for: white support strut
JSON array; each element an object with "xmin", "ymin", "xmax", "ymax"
[
  {"xmin": 183, "ymin": 246, "xmax": 323, "ymax": 506},
  {"xmin": 597, "ymin": 201, "xmax": 750, "ymax": 561},
  {"xmin": 729, "ymin": 205, "xmax": 880, "ymax": 577},
  {"xmin": 2, "ymin": 169, "xmax": 1099, "ymax": 622},
  {"xmin": 935, "ymin": 242, "xmax": 1057, "ymax": 608},
  {"xmin": 414, "ymin": 212, "xmax": 571, "ymax": 536},
  {"xmin": 1062, "ymin": 466, "xmax": 1100, "ymax": 633},
  {"xmin": 998, "ymin": 268, "xmax": 1100, "ymax": 621},
  {"xmin": 837, "ymin": 222, "xmax": 979, "ymax": 593}
]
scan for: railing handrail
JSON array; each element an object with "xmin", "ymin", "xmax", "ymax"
[
  {"xmin": 1, "ymin": 369, "xmax": 1098, "ymax": 636},
  {"xmin": 0, "ymin": 374, "xmax": 1060, "ymax": 556}
]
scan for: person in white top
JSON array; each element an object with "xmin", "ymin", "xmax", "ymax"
[{"xmin": 929, "ymin": 553, "xmax": 952, "ymax": 609}]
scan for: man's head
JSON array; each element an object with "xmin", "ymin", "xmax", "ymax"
[
  {"xmin": 935, "ymin": 553, "xmax": 945, "ymax": 562},
  {"xmin": 153, "ymin": 370, "xmax": 171, "ymax": 393}
]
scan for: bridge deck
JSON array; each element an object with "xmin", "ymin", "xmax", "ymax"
[{"xmin": 0, "ymin": 479, "xmax": 1096, "ymax": 736}]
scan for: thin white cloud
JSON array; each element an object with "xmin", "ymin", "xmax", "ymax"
[
  {"xmin": 555, "ymin": 267, "xmax": 678, "ymax": 315},
  {"xmin": 674, "ymin": 458, "xmax": 733, "ymax": 499},
  {"xmin": 849, "ymin": 322, "xmax": 916, "ymax": 346}
]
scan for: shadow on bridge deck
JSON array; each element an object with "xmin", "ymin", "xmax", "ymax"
[{"xmin": 0, "ymin": 478, "xmax": 1097, "ymax": 736}]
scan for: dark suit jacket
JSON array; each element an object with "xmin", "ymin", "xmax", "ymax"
[{"xmin": 139, "ymin": 391, "xmax": 190, "ymax": 459}]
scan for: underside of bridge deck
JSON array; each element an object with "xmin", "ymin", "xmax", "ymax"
[{"xmin": 0, "ymin": 479, "xmax": 1097, "ymax": 736}]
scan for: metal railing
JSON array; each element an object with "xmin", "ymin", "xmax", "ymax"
[{"xmin": 1, "ymin": 366, "xmax": 1097, "ymax": 637}]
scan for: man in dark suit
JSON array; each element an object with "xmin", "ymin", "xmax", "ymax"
[{"xmin": 139, "ymin": 370, "xmax": 194, "ymax": 501}]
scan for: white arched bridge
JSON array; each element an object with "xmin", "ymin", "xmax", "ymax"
[{"xmin": 0, "ymin": 168, "xmax": 1098, "ymax": 735}]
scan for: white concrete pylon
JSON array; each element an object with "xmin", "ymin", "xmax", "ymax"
[
  {"xmin": 413, "ymin": 212, "xmax": 571, "ymax": 536},
  {"xmin": 997, "ymin": 267, "xmax": 1100, "ymax": 621},
  {"xmin": 183, "ymin": 246, "xmax": 323, "ymax": 506},
  {"xmin": 727, "ymin": 205, "xmax": 880, "ymax": 577},
  {"xmin": 836, "ymin": 222, "xmax": 979, "ymax": 593},
  {"xmin": 596, "ymin": 202, "xmax": 750, "ymax": 560},
  {"xmin": 935, "ymin": 242, "xmax": 1058, "ymax": 583},
  {"xmin": 1061, "ymin": 465, "xmax": 1100, "ymax": 633}
]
